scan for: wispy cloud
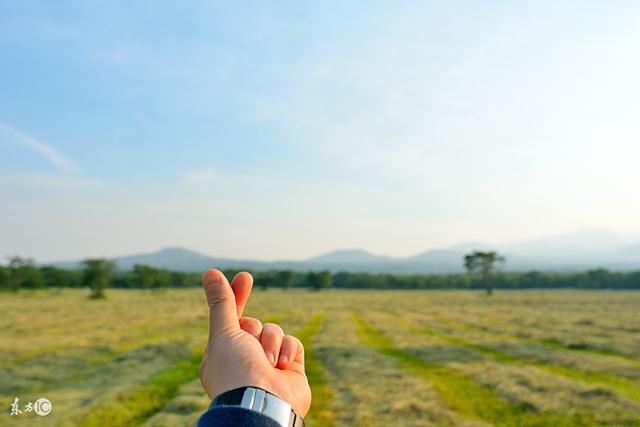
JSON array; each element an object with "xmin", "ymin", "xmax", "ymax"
[
  {"xmin": 0, "ymin": 168, "xmax": 123, "ymax": 194},
  {"xmin": 0, "ymin": 123, "xmax": 79, "ymax": 173}
]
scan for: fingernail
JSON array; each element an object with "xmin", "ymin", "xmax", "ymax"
[
  {"xmin": 267, "ymin": 352, "xmax": 275, "ymax": 365},
  {"xmin": 279, "ymin": 354, "xmax": 288, "ymax": 365}
]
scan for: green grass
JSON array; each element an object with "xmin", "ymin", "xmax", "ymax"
[
  {"xmin": 294, "ymin": 313, "xmax": 337, "ymax": 427},
  {"xmin": 437, "ymin": 313, "xmax": 640, "ymax": 364},
  {"xmin": 352, "ymin": 312, "xmax": 600, "ymax": 427},
  {"xmin": 399, "ymin": 315, "xmax": 640, "ymax": 402},
  {"xmin": 1, "ymin": 289, "xmax": 639, "ymax": 426},
  {"xmin": 81, "ymin": 352, "xmax": 201, "ymax": 427}
]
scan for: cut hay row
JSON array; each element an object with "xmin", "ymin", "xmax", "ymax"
[
  {"xmin": 2, "ymin": 289, "xmax": 639, "ymax": 426},
  {"xmin": 80, "ymin": 352, "xmax": 202, "ymax": 427},
  {"xmin": 404, "ymin": 310, "xmax": 640, "ymax": 383},
  {"xmin": 352, "ymin": 312, "xmax": 635, "ymax": 426},
  {"xmin": 394, "ymin": 313, "xmax": 640, "ymax": 403},
  {"xmin": 313, "ymin": 311, "xmax": 477, "ymax": 426},
  {"xmin": 290, "ymin": 312, "xmax": 337, "ymax": 427},
  {"xmin": 434, "ymin": 312, "xmax": 640, "ymax": 364}
]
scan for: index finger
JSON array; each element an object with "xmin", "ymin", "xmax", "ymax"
[{"xmin": 230, "ymin": 272, "xmax": 254, "ymax": 318}]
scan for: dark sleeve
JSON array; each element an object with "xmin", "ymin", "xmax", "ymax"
[{"xmin": 197, "ymin": 405, "xmax": 281, "ymax": 427}]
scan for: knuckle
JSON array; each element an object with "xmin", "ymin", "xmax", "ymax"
[
  {"xmin": 239, "ymin": 317, "xmax": 250, "ymax": 326},
  {"xmin": 241, "ymin": 318, "xmax": 262, "ymax": 334},
  {"xmin": 206, "ymin": 293, "xmax": 229, "ymax": 310},
  {"xmin": 287, "ymin": 335, "xmax": 303, "ymax": 347},
  {"xmin": 263, "ymin": 322, "xmax": 284, "ymax": 336}
]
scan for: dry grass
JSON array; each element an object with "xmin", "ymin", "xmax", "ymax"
[{"xmin": 1, "ymin": 289, "xmax": 639, "ymax": 426}]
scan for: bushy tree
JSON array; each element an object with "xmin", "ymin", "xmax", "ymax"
[
  {"xmin": 6, "ymin": 256, "xmax": 42, "ymax": 291},
  {"xmin": 40, "ymin": 266, "xmax": 72, "ymax": 288},
  {"xmin": 82, "ymin": 258, "xmax": 114, "ymax": 299},
  {"xmin": 277, "ymin": 270, "xmax": 295, "ymax": 291},
  {"xmin": 132, "ymin": 264, "xmax": 169, "ymax": 290},
  {"xmin": 306, "ymin": 271, "xmax": 332, "ymax": 291},
  {"xmin": 0, "ymin": 265, "xmax": 7, "ymax": 291},
  {"xmin": 169, "ymin": 271, "xmax": 194, "ymax": 288},
  {"xmin": 464, "ymin": 251, "xmax": 505, "ymax": 296}
]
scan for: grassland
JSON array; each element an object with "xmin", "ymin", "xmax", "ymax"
[{"xmin": 1, "ymin": 289, "xmax": 639, "ymax": 426}]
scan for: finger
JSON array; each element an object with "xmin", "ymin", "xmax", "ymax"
[
  {"xmin": 277, "ymin": 335, "xmax": 304, "ymax": 370},
  {"xmin": 260, "ymin": 323, "xmax": 284, "ymax": 367},
  {"xmin": 294, "ymin": 336, "xmax": 305, "ymax": 370},
  {"xmin": 202, "ymin": 269, "xmax": 239, "ymax": 336},
  {"xmin": 239, "ymin": 316, "xmax": 263, "ymax": 340},
  {"xmin": 230, "ymin": 272, "xmax": 254, "ymax": 318}
]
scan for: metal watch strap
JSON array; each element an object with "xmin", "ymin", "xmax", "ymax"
[{"xmin": 211, "ymin": 386, "xmax": 304, "ymax": 427}]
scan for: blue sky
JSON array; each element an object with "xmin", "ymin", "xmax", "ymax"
[{"xmin": 2, "ymin": 1, "xmax": 640, "ymax": 261}]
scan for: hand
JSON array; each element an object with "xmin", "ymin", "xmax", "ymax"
[{"xmin": 199, "ymin": 269, "xmax": 312, "ymax": 417}]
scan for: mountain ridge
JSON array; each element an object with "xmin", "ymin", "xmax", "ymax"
[{"xmin": 44, "ymin": 228, "xmax": 640, "ymax": 274}]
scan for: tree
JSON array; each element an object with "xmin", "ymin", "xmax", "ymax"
[
  {"xmin": 0, "ymin": 265, "xmax": 7, "ymax": 291},
  {"xmin": 169, "ymin": 271, "xmax": 193, "ymax": 288},
  {"xmin": 277, "ymin": 270, "xmax": 295, "ymax": 291},
  {"xmin": 18, "ymin": 266, "xmax": 44, "ymax": 290},
  {"xmin": 40, "ymin": 266, "xmax": 71, "ymax": 288},
  {"xmin": 82, "ymin": 258, "xmax": 114, "ymax": 299},
  {"xmin": 463, "ymin": 251, "xmax": 505, "ymax": 296},
  {"xmin": 306, "ymin": 271, "xmax": 332, "ymax": 291},
  {"xmin": 6, "ymin": 256, "xmax": 41, "ymax": 292},
  {"xmin": 255, "ymin": 271, "xmax": 273, "ymax": 291},
  {"xmin": 132, "ymin": 264, "xmax": 169, "ymax": 290},
  {"xmin": 133, "ymin": 264, "xmax": 153, "ymax": 289}
]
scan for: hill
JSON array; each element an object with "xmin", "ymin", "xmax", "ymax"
[{"xmin": 45, "ymin": 228, "xmax": 640, "ymax": 273}]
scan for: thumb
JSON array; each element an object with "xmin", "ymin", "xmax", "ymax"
[{"xmin": 202, "ymin": 269, "xmax": 239, "ymax": 336}]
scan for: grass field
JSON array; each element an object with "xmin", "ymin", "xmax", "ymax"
[{"xmin": 1, "ymin": 288, "xmax": 639, "ymax": 426}]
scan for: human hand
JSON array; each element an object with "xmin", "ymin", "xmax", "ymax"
[{"xmin": 199, "ymin": 269, "xmax": 311, "ymax": 417}]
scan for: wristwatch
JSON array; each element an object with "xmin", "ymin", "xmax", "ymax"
[{"xmin": 211, "ymin": 386, "xmax": 305, "ymax": 427}]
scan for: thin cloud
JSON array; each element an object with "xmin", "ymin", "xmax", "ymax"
[
  {"xmin": 0, "ymin": 123, "xmax": 79, "ymax": 173},
  {"xmin": 0, "ymin": 168, "xmax": 123, "ymax": 194}
]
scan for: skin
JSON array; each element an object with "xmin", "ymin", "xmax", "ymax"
[{"xmin": 199, "ymin": 269, "xmax": 312, "ymax": 417}]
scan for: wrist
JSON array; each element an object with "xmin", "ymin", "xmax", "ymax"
[
  {"xmin": 210, "ymin": 386, "xmax": 304, "ymax": 427},
  {"xmin": 206, "ymin": 376, "xmax": 275, "ymax": 401}
]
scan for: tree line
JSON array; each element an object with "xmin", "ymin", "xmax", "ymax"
[
  {"xmin": 0, "ymin": 256, "xmax": 333, "ymax": 297},
  {"xmin": 1, "ymin": 255, "xmax": 640, "ymax": 297}
]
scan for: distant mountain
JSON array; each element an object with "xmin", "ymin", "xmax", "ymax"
[
  {"xmin": 49, "ymin": 247, "xmax": 272, "ymax": 272},
  {"xmin": 447, "ymin": 241, "xmax": 495, "ymax": 252},
  {"xmin": 307, "ymin": 249, "xmax": 391, "ymax": 264},
  {"xmin": 114, "ymin": 247, "xmax": 233, "ymax": 271},
  {"xmin": 499, "ymin": 228, "xmax": 640, "ymax": 271},
  {"xmin": 502, "ymin": 228, "xmax": 640, "ymax": 257},
  {"xmin": 408, "ymin": 246, "xmax": 492, "ymax": 263},
  {"xmin": 400, "ymin": 242, "xmax": 493, "ymax": 272},
  {"xmin": 45, "ymin": 228, "xmax": 640, "ymax": 274},
  {"xmin": 403, "ymin": 249, "xmax": 467, "ymax": 272}
]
